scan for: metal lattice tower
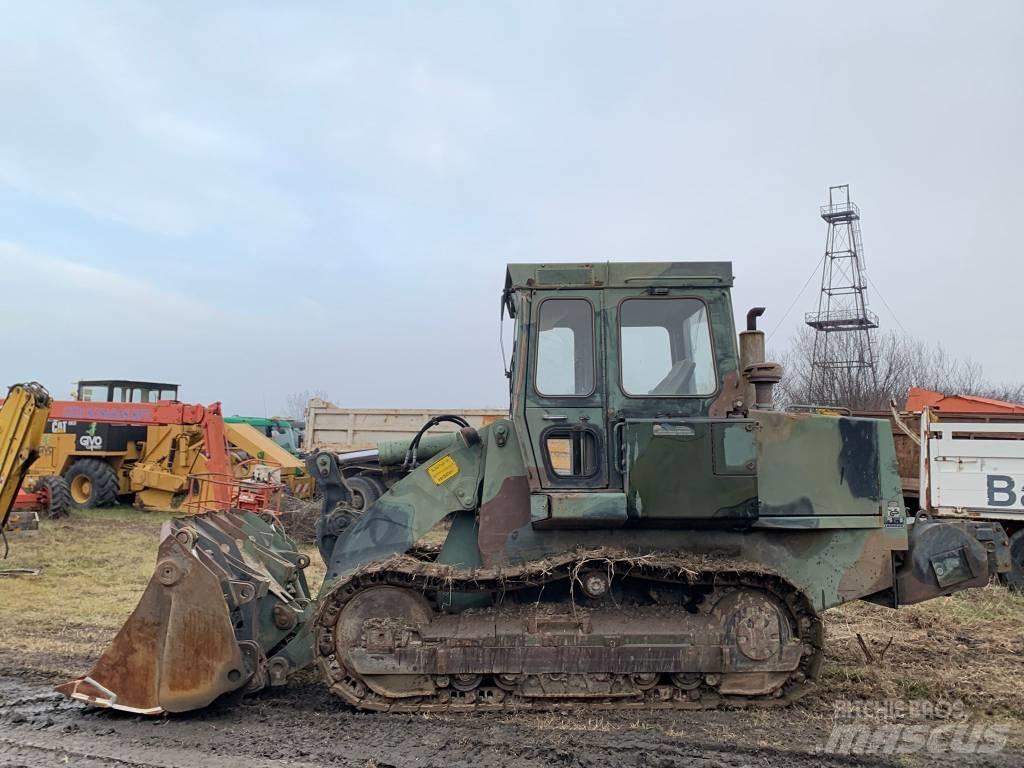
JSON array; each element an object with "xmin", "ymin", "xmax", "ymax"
[{"xmin": 804, "ymin": 185, "xmax": 879, "ymax": 406}]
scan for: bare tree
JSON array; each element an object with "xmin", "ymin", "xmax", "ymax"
[
  {"xmin": 283, "ymin": 389, "xmax": 330, "ymax": 421},
  {"xmin": 773, "ymin": 328, "xmax": 1023, "ymax": 410}
]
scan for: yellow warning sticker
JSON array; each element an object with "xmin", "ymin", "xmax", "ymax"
[{"xmin": 427, "ymin": 454, "xmax": 460, "ymax": 485}]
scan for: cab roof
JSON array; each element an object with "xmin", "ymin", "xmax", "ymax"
[
  {"xmin": 225, "ymin": 415, "xmax": 295, "ymax": 426},
  {"xmin": 77, "ymin": 380, "xmax": 179, "ymax": 389},
  {"xmin": 504, "ymin": 262, "xmax": 734, "ymax": 291}
]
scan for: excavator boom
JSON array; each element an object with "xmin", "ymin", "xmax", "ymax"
[{"xmin": 0, "ymin": 383, "xmax": 52, "ymax": 535}]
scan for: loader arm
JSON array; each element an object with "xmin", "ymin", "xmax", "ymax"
[
  {"xmin": 0, "ymin": 383, "xmax": 52, "ymax": 534},
  {"xmin": 224, "ymin": 421, "xmax": 312, "ymax": 498}
]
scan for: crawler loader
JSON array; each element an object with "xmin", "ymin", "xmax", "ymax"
[{"xmin": 58, "ymin": 262, "xmax": 1010, "ymax": 715}]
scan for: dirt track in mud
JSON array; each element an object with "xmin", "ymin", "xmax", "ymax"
[{"xmin": 0, "ymin": 672, "xmax": 1019, "ymax": 768}]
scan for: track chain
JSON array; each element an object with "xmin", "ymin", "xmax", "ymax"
[{"xmin": 314, "ymin": 550, "xmax": 825, "ymax": 713}]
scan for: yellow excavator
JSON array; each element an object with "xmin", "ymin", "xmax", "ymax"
[{"xmin": 0, "ymin": 383, "xmax": 54, "ymax": 543}]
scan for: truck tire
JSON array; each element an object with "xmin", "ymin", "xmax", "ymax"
[
  {"xmin": 35, "ymin": 475, "xmax": 72, "ymax": 519},
  {"xmin": 1004, "ymin": 529, "xmax": 1024, "ymax": 592},
  {"xmin": 65, "ymin": 459, "xmax": 120, "ymax": 509}
]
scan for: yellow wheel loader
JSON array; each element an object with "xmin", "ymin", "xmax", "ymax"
[{"xmin": 13, "ymin": 379, "xmax": 313, "ymax": 511}]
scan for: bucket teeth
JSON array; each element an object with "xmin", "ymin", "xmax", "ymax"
[{"xmin": 56, "ymin": 511, "xmax": 312, "ymax": 714}]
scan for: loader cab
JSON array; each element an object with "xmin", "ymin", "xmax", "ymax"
[
  {"xmin": 505, "ymin": 263, "xmax": 757, "ymax": 528},
  {"xmin": 75, "ymin": 380, "xmax": 179, "ymax": 404},
  {"xmin": 224, "ymin": 416, "xmax": 304, "ymax": 455}
]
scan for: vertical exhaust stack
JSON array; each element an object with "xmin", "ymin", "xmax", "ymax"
[{"xmin": 739, "ymin": 308, "xmax": 783, "ymax": 411}]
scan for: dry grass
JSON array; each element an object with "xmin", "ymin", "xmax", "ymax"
[
  {"xmin": 278, "ymin": 495, "xmax": 321, "ymax": 545},
  {"xmin": 0, "ymin": 508, "xmax": 171, "ymax": 677},
  {"xmin": 304, "ymin": 542, "xmax": 327, "ymax": 588},
  {"xmin": 501, "ymin": 713, "xmax": 623, "ymax": 733},
  {"xmin": 818, "ymin": 584, "xmax": 1024, "ymax": 719}
]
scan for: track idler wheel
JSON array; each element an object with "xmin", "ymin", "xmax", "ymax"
[
  {"xmin": 451, "ymin": 674, "xmax": 483, "ymax": 692},
  {"xmin": 670, "ymin": 673, "xmax": 702, "ymax": 690},
  {"xmin": 332, "ymin": 585, "xmax": 435, "ymax": 699},
  {"xmin": 631, "ymin": 673, "xmax": 660, "ymax": 691}
]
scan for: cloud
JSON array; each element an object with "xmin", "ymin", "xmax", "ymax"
[
  {"xmin": 0, "ymin": 241, "xmax": 257, "ymax": 404},
  {"xmin": 387, "ymin": 63, "xmax": 499, "ymax": 175},
  {"xmin": 0, "ymin": 6, "xmax": 305, "ymax": 239},
  {"xmin": 138, "ymin": 112, "xmax": 265, "ymax": 163},
  {"xmin": 0, "ymin": 1, "xmax": 1021, "ymax": 413},
  {"xmin": 0, "ymin": 241, "xmax": 231, "ymax": 322},
  {"xmin": 0, "ymin": 241, "xmax": 477, "ymax": 414}
]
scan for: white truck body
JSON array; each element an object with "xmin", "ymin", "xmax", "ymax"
[
  {"xmin": 920, "ymin": 410, "xmax": 1024, "ymax": 523},
  {"xmin": 304, "ymin": 400, "xmax": 506, "ymax": 452}
]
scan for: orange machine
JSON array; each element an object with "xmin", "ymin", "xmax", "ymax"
[
  {"xmin": 905, "ymin": 387, "xmax": 1024, "ymax": 415},
  {"xmin": 0, "ymin": 391, "xmax": 292, "ymax": 512},
  {"xmin": 43, "ymin": 399, "xmax": 238, "ymax": 512},
  {"xmin": 0, "ymin": 397, "xmax": 276, "ymax": 513}
]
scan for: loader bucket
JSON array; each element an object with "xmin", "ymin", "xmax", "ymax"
[{"xmin": 57, "ymin": 511, "xmax": 315, "ymax": 714}]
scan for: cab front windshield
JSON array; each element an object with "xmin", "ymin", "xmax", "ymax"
[
  {"xmin": 78, "ymin": 384, "xmax": 178, "ymax": 402},
  {"xmin": 118, "ymin": 386, "xmax": 177, "ymax": 403}
]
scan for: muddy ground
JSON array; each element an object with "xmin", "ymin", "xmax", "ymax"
[
  {"xmin": 2, "ymin": 514, "xmax": 1022, "ymax": 767},
  {"xmin": 1, "ymin": 669, "xmax": 1020, "ymax": 768}
]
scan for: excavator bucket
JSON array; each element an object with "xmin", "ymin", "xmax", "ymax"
[{"xmin": 57, "ymin": 511, "xmax": 315, "ymax": 714}]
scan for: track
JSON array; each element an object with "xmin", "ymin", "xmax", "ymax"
[{"xmin": 314, "ymin": 549, "xmax": 825, "ymax": 713}]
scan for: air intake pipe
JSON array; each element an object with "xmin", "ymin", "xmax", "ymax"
[{"xmin": 739, "ymin": 308, "xmax": 783, "ymax": 411}]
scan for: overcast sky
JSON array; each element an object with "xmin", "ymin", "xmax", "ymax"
[{"xmin": 1, "ymin": 2, "xmax": 1020, "ymax": 414}]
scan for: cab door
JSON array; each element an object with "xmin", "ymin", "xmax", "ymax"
[
  {"xmin": 523, "ymin": 292, "xmax": 608, "ymax": 491},
  {"xmin": 604, "ymin": 288, "xmax": 759, "ymax": 525}
]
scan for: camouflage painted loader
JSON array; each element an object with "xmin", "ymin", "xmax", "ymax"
[{"xmin": 59, "ymin": 262, "xmax": 1010, "ymax": 714}]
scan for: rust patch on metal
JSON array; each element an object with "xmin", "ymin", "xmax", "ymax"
[
  {"xmin": 57, "ymin": 535, "xmax": 243, "ymax": 714},
  {"xmin": 708, "ymin": 370, "xmax": 744, "ymax": 417},
  {"xmin": 478, "ymin": 474, "xmax": 530, "ymax": 567},
  {"xmin": 753, "ymin": 410, "xmax": 803, "ymax": 443},
  {"xmin": 837, "ymin": 529, "xmax": 897, "ymax": 600}
]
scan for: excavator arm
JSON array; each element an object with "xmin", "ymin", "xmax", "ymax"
[{"xmin": 0, "ymin": 383, "xmax": 52, "ymax": 536}]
